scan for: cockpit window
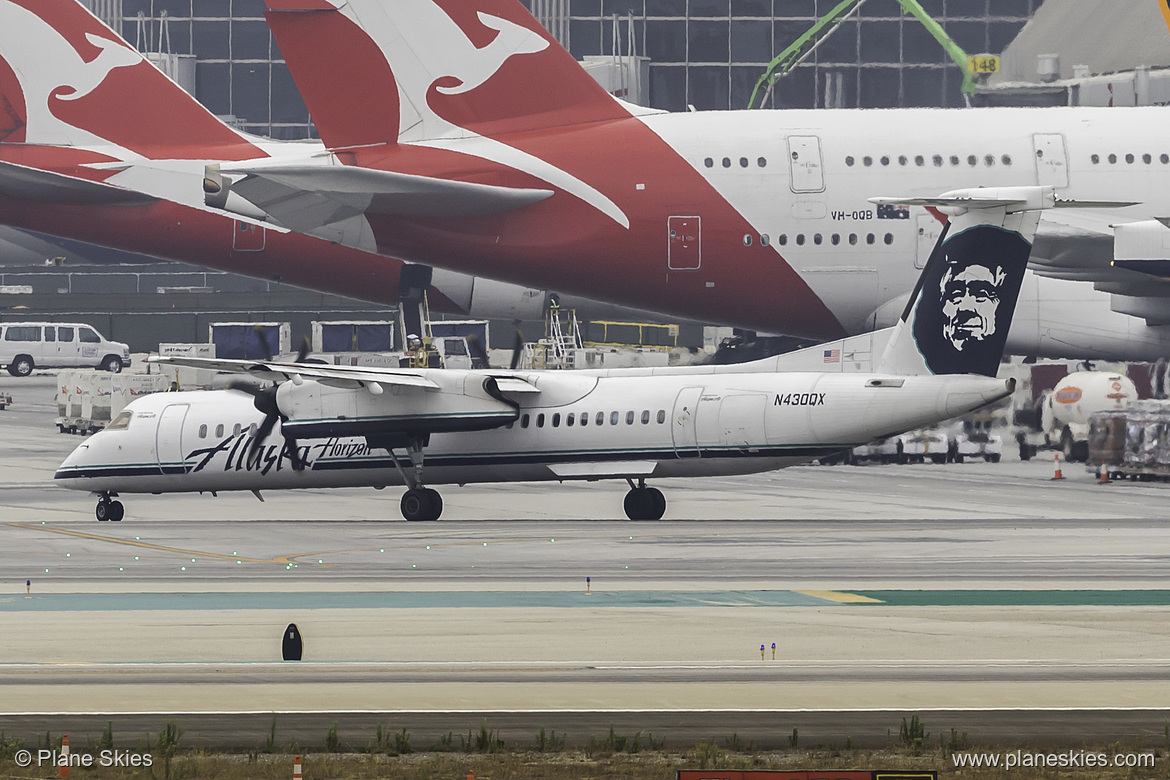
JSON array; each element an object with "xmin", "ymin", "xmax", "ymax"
[{"xmin": 106, "ymin": 411, "xmax": 133, "ymax": 431}]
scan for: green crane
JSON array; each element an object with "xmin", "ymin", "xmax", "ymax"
[{"xmin": 747, "ymin": 0, "xmax": 993, "ymax": 110}]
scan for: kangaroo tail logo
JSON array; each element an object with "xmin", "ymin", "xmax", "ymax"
[{"xmin": 432, "ymin": 11, "xmax": 548, "ymax": 96}]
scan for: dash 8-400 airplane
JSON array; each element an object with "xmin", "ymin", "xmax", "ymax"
[{"xmin": 56, "ymin": 188, "xmax": 1051, "ymax": 522}]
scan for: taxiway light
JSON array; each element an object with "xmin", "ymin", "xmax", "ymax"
[
  {"xmin": 44, "ymin": 568, "xmax": 48, "ymax": 573},
  {"xmin": 483, "ymin": 543, "xmax": 487, "ymax": 547},
  {"xmin": 380, "ymin": 549, "xmax": 385, "ymax": 553},
  {"xmin": 318, "ymin": 559, "xmax": 323, "ymax": 564},
  {"xmin": 425, "ymin": 546, "xmax": 430, "ymax": 550},
  {"xmin": 65, "ymin": 553, "xmax": 70, "ymax": 557},
  {"xmin": 191, "ymin": 558, "xmax": 196, "ymax": 563},
  {"xmin": 119, "ymin": 568, "xmax": 123, "ymax": 572},
  {"xmin": 134, "ymin": 556, "xmax": 139, "ymax": 560},
  {"xmin": 181, "ymin": 567, "xmax": 186, "ymax": 571}
]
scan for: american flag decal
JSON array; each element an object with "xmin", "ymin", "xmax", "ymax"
[{"xmin": 823, "ymin": 349, "xmax": 840, "ymax": 363}]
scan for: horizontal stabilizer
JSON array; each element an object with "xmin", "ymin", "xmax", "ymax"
[
  {"xmin": 207, "ymin": 162, "xmax": 553, "ymax": 232},
  {"xmin": 0, "ymin": 160, "xmax": 154, "ymax": 206}
]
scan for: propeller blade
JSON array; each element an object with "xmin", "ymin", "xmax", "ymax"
[
  {"xmin": 226, "ymin": 379, "xmax": 264, "ymax": 398},
  {"xmin": 509, "ymin": 327, "xmax": 525, "ymax": 370},
  {"xmin": 466, "ymin": 333, "xmax": 490, "ymax": 369},
  {"xmin": 294, "ymin": 337, "xmax": 311, "ymax": 364},
  {"xmin": 251, "ymin": 324, "xmax": 273, "ymax": 361},
  {"xmin": 282, "ymin": 434, "xmax": 305, "ymax": 472}
]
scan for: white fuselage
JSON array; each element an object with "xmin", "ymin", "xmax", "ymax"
[{"xmin": 55, "ymin": 370, "xmax": 1010, "ymax": 496}]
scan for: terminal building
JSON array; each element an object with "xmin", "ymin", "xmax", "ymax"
[{"xmin": 84, "ymin": 0, "xmax": 1044, "ymax": 139}]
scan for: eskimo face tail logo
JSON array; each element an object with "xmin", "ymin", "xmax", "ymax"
[{"xmin": 910, "ymin": 225, "xmax": 1031, "ymax": 377}]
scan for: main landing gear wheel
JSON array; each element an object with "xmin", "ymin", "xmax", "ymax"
[
  {"xmin": 400, "ymin": 487, "xmax": 442, "ymax": 521},
  {"xmin": 623, "ymin": 486, "xmax": 666, "ymax": 521},
  {"xmin": 95, "ymin": 495, "xmax": 124, "ymax": 522}
]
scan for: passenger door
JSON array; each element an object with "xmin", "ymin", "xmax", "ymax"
[
  {"xmin": 671, "ymin": 386, "xmax": 703, "ymax": 458},
  {"xmin": 667, "ymin": 216, "xmax": 701, "ymax": 271},
  {"xmin": 156, "ymin": 404, "xmax": 189, "ymax": 475},
  {"xmin": 1033, "ymin": 133, "xmax": 1069, "ymax": 188},
  {"xmin": 787, "ymin": 135, "xmax": 825, "ymax": 193}
]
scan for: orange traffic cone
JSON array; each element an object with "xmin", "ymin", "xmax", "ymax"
[
  {"xmin": 1051, "ymin": 453, "xmax": 1064, "ymax": 480},
  {"xmin": 293, "ymin": 755, "xmax": 302, "ymax": 780},
  {"xmin": 1099, "ymin": 462, "xmax": 1110, "ymax": 484},
  {"xmin": 59, "ymin": 734, "xmax": 69, "ymax": 779}
]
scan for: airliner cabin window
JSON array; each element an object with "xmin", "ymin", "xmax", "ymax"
[
  {"xmin": 552, "ymin": 413, "xmax": 560, "ymax": 427},
  {"xmin": 626, "ymin": 411, "xmax": 635, "ymax": 425},
  {"xmin": 845, "ymin": 156, "xmax": 855, "ymax": 166},
  {"xmin": 657, "ymin": 410, "xmax": 666, "ymax": 424},
  {"xmin": 610, "ymin": 411, "xmax": 619, "ymax": 425},
  {"xmin": 567, "ymin": 413, "xmax": 575, "ymax": 426},
  {"xmin": 521, "ymin": 414, "xmax": 530, "ymax": 429},
  {"xmin": 596, "ymin": 412, "xmax": 605, "ymax": 425},
  {"xmin": 537, "ymin": 413, "xmax": 545, "ymax": 427},
  {"xmin": 233, "ymin": 424, "xmax": 241, "ymax": 436},
  {"xmin": 581, "ymin": 413, "xmax": 589, "ymax": 426},
  {"xmin": 198, "ymin": 424, "xmax": 207, "ymax": 439},
  {"xmin": 641, "ymin": 410, "xmax": 650, "ymax": 424},
  {"xmin": 215, "ymin": 424, "xmax": 224, "ymax": 437},
  {"xmin": 704, "ymin": 157, "xmax": 713, "ymax": 167}
]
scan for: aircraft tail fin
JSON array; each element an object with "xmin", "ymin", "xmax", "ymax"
[
  {"xmin": 0, "ymin": 0, "xmax": 255, "ymax": 157},
  {"xmin": 262, "ymin": 0, "xmax": 632, "ymax": 149},
  {"xmin": 875, "ymin": 187, "xmax": 1051, "ymax": 377}
]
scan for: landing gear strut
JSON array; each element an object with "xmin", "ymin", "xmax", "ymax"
[
  {"xmin": 95, "ymin": 492, "xmax": 124, "ymax": 522},
  {"xmin": 623, "ymin": 479, "xmax": 666, "ymax": 520},
  {"xmin": 385, "ymin": 435, "xmax": 443, "ymax": 521}
]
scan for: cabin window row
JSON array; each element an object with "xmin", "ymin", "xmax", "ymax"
[
  {"xmin": 703, "ymin": 156, "xmax": 768, "ymax": 169},
  {"xmin": 1089, "ymin": 153, "xmax": 1170, "ymax": 165},
  {"xmin": 775, "ymin": 232, "xmax": 894, "ymax": 247},
  {"xmin": 845, "ymin": 154, "xmax": 1013, "ymax": 168},
  {"xmin": 196, "ymin": 422, "xmax": 252, "ymax": 439},
  {"xmin": 507, "ymin": 409, "xmax": 669, "ymax": 430}
]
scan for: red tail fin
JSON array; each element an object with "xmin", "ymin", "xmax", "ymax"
[
  {"xmin": 0, "ymin": 0, "xmax": 260, "ymax": 159},
  {"xmin": 263, "ymin": 0, "xmax": 630, "ymax": 148}
]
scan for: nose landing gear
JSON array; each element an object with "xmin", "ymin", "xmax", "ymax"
[
  {"xmin": 95, "ymin": 493, "xmax": 124, "ymax": 522},
  {"xmin": 623, "ymin": 479, "xmax": 666, "ymax": 520}
]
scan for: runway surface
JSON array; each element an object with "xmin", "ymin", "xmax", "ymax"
[{"xmin": 3, "ymin": 372, "xmax": 1170, "ymax": 748}]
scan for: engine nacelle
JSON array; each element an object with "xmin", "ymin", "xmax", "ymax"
[{"xmin": 276, "ymin": 372, "xmax": 518, "ymax": 439}]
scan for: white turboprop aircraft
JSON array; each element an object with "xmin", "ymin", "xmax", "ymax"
[
  {"xmin": 57, "ymin": 187, "xmax": 1052, "ymax": 522},
  {"xmin": 0, "ymin": 0, "xmax": 1166, "ymax": 360}
]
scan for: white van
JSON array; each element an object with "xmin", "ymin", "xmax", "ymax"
[{"xmin": 1, "ymin": 323, "xmax": 131, "ymax": 377}]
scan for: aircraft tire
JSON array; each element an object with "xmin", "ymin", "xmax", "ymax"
[
  {"xmin": 109, "ymin": 501, "xmax": 125, "ymax": 522},
  {"xmin": 95, "ymin": 499, "xmax": 110, "ymax": 521},
  {"xmin": 646, "ymin": 487, "xmax": 666, "ymax": 520},
  {"xmin": 422, "ymin": 488, "xmax": 443, "ymax": 521},
  {"xmin": 624, "ymin": 487, "xmax": 664, "ymax": 520},
  {"xmin": 401, "ymin": 488, "xmax": 441, "ymax": 521}
]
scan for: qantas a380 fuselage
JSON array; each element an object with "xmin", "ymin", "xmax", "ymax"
[
  {"xmin": 238, "ymin": 0, "xmax": 1170, "ymax": 359},
  {"xmin": 345, "ymin": 105, "xmax": 1161, "ymax": 339}
]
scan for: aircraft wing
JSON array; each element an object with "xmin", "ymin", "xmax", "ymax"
[
  {"xmin": 205, "ymin": 162, "xmax": 554, "ymax": 234},
  {"xmin": 149, "ymin": 355, "xmax": 440, "ymax": 390},
  {"xmin": 0, "ymin": 160, "xmax": 155, "ymax": 206},
  {"xmin": 1030, "ymin": 210, "xmax": 1170, "ymax": 325}
]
